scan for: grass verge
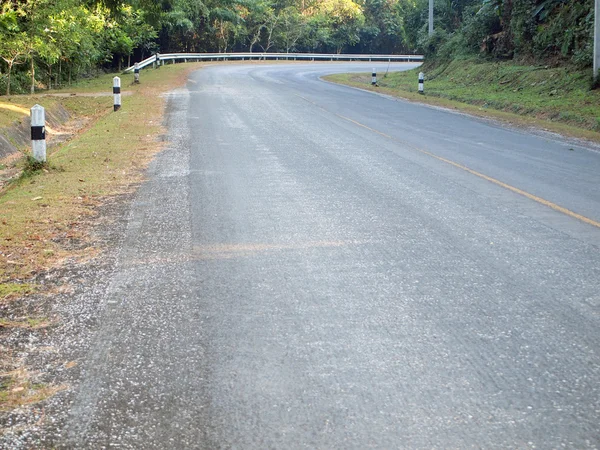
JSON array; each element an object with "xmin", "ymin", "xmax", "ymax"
[
  {"xmin": 0, "ymin": 63, "xmax": 200, "ymax": 293},
  {"xmin": 324, "ymin": 58, "xmax": 600, "ymax": 142}
]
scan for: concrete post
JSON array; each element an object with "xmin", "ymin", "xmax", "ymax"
[
  {"xmin": 418, "ymin": 72, "xmax": 424, "ymax": 94},
  {"xmin": 30, "ymin": 105, "xmax": 46, "ymax": 162},
  {"xmin": 113, "ymin": 76, "xmax": 121, "ymax": 111}
]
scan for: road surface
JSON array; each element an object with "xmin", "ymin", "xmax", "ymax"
[{"xmin": 65, "ymin": 63, "xmax": 600, "ymax": 448}]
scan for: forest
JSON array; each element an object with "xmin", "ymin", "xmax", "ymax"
[{"xmin": 0, "ymin": 0, "xmax": 596, "ymax": 95}]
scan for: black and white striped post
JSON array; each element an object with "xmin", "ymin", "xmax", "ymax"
[
  {"xmin": 372, "ymin": 68, "xmax": 377, "ymax": 86},
  {"xmin": 418, "ymin": 72, "xmax": 424, "ymax": 94},
  {"xmin": 134, "ymin": 63, "xmax": 140, "ymax": 84},
  {"xmin": 113, "ymin": 76, "xmax": 121, "ymax": 111},
  {"xmin": 30, "ymin": 104, "xmax": 46, "ymax": 162}
]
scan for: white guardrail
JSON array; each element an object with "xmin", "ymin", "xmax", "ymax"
[{"xmin": 123, "ymin": 52, "xmax": 424, "ymax": 73}]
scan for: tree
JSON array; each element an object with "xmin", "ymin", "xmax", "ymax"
[
  {"xmin": 304, "ymin": 0, "xmax": 364, "ymax": 53},
  {"xmin": 275, "ymin": 6, "xmax": 306, "ymax": 52},
  {"xmin": 0, "ymin": 34, "xmax": 28, "ymax": 95},
  {"xmin": 245, "ymin": 0, "xmax": 275, "ymax": 52}
]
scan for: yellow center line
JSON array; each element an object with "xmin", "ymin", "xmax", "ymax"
[{"xmin": 296, "ymin": 94, "xmax": 600, "ymax": 229}]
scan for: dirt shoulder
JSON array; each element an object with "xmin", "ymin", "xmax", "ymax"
[{"xmin": 0, "ymin": 62, "xmax": 202, "ymax": 440}]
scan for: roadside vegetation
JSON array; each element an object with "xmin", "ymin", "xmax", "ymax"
[
  {"xmin": 2, "ymin": 0, "xmax": 595, "ymax": 96},
  {"xmin": 1, "ymin": 63, "xmax": 198, "ymax": 294},
  {"xmin": 413, "ymin": 0, "xmax": 594, "ymax": 70},
  {"xmin": 2, "ymin": 0, "xmax": 415, "ymax": 96}
]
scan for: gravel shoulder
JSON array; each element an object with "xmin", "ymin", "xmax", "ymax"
[
  {"xmin": 0, "ymin": 64, "xmax": 201, "ymax": 447},
  {"xmin": 0, "ymin": 191, "xmax": 135, "ymax": 447}
]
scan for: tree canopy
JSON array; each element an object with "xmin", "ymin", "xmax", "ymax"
[
  {"xmin": 0, "ymin": 0, "xmax": 596, "ymax": 94},
  {"xmin": 412, "ymin": 0, "xmax": 594, "ymax": 68}
]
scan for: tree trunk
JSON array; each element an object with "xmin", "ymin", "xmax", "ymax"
[
  {"xmin": 69, "ymin": 64, "xmax": 72, "ymax": 85},
  {"xmin": 30, "ymin": 56, "xmax": 35, "ymax": 94},
  {"xmin": 128, "ymin": 54, "xmax": 131, "ymax": 67},
  {"xmin": 6, "ymin": 63, "xmax": 12, "ymax": 96},
  {"xmin": 57, "ymin": 59, "xmax": 61, "ymax": 89}
]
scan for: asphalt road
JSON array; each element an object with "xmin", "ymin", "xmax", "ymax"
[{"xmin": 65, "ymin": 63, "xmax": 600, "ymax": 448}]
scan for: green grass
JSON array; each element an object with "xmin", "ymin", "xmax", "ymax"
[
  {"xmin": 0, "ymin": 63, "xmax": 202, "ymax": 287},
  {"xmin": 0, "ymin": 66, "xmax": 166, "ymax": 129},
  {"xmin": 325, "ymin": 58, "xmax": 600, "ymax": 141},
  {"xmin": 0, "ymin": 316, "xmax": 49, "ymax": 328},
  {"xmin": 0, "ymin": 97, "xmax": 62, "ymax": 129},
  {"xmin": 0, "ymin": 107, "xmax": 26, "ymax": 129},
  {"xmin": 0, "ymin": 375, "xmax": 66, "ymax": 412},
  {"xmin": 0, "ymin": 282, "xmax": 37, "ymax": 299}
]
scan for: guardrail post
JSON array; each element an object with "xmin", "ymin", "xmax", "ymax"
[
  {"xmin": 418, "ymin": 72, "xmax": 424, "ymax": 94},
  {"xmin": 30, "ymin": 104, "xmax": 46, "ymax": 162},
  {"xmin": 113, "ymin": 76, "xmax": 121, "ymax": 111},
  {"xmin": 372, "ymin": 69, "xmax": 377, "ymax": 86}
]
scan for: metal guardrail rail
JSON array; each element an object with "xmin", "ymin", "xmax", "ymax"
[{"xmin": 123, "ymin": 52, "xmax": 423, "ymax": 73}]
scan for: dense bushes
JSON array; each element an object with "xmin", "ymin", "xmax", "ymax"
[{"xmin": 410, "ymin": 0, "xmax": 594, "ymax": 67}]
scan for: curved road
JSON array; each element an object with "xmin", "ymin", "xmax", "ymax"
[{"xmin": 65, "ymin": 63, "xmax": 600, "ymax": 448}]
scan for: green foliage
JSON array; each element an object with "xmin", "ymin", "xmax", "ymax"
[
  {"xmin": 531, "ymin": 0, "xmax": 593, "ymax": 65},
  {"xmin": 411, "ymin": 0, "xmax": 595, "ymax": 68},
  {"xmin": 461, "ymin": 2, "xmax": 501, "ymax": 53},
  {"xmin": 21, "ymin": 156, "xmax": 48, "ymax": 179},
  {"xmin": 1, "ymin": 0, "xmax": 595, "ymax": 95}
]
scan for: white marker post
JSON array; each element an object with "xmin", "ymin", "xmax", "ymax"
[
  {"xmin": 372, "ymin": 68, "xmax": 377, "ymax": 86},
  {"xmin": 113, "ymin": 76, "xmax": 121, "ymax": 111},
  {"xmin": 30, "ymin": 104, "xmax": 46, "ymax": 162},
  {"xmin": 418, "ymin": 72, "xmax": 424, "ymax": 94},
  {"xmin": 134, "ymin": 63, "xmax": 140, "ymax": 84}
]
